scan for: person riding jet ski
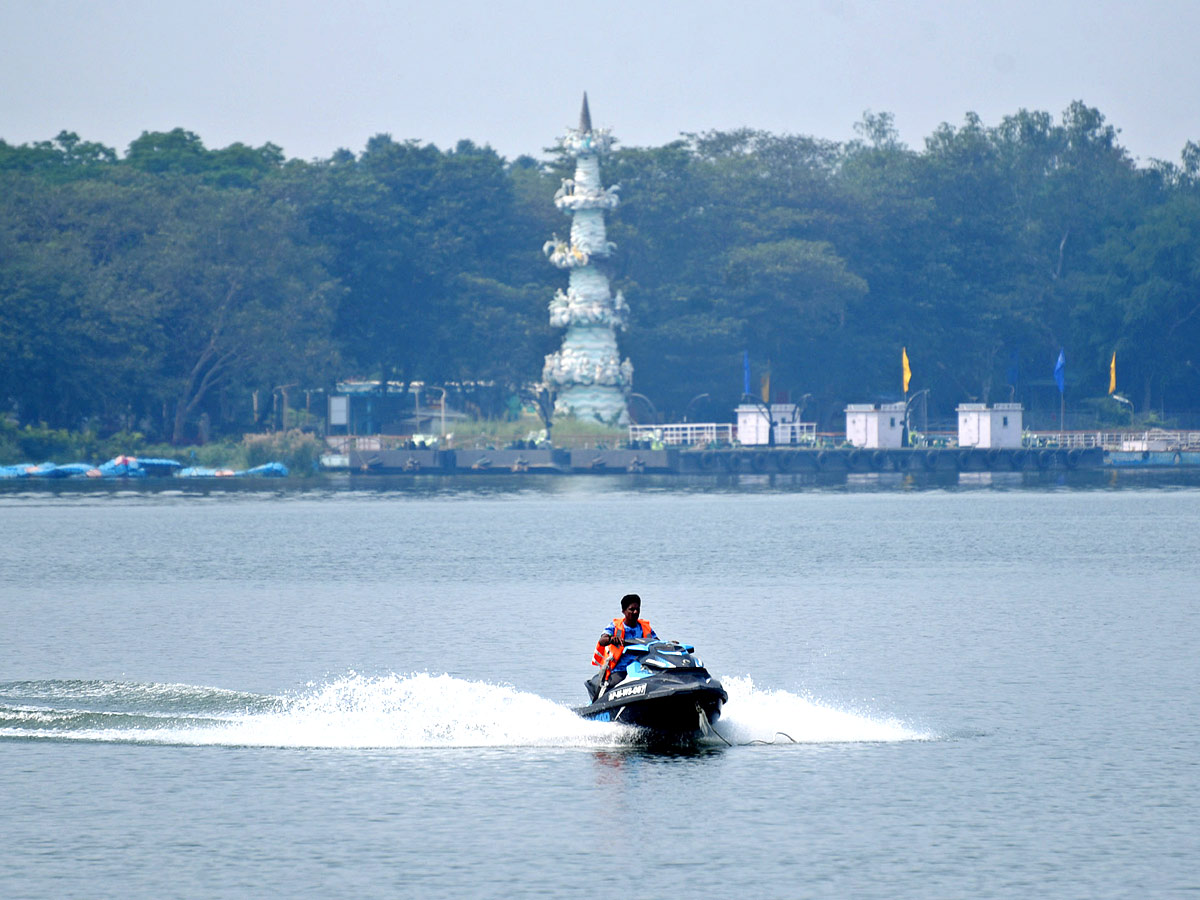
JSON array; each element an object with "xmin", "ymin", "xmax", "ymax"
[
  {"xmin": 591, "ymin": 593, "xmax": 658, "ymax": 688},
  {"xmin": 580, "ymin": 593, "xmax": 727, "ymax": 739}
]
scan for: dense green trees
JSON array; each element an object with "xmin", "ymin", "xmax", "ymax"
[
  {"xmin": 303, "ymin": 136, "xmax": 549, "ymax": 404},
  {"xmin": 1, "ymin": 136, "xmax": 336, "ymax": 441},
  {"xmin": 1, "ymin": 103, "xmax": 1198, "ymax": 441}
]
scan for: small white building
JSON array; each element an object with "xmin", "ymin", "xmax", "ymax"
[
  {"xmin": 735, "ymin": 404, "xmax": 817, "ymax": 446},
  {"xmin": 957, "ymin": 403, "xmax": 1023, "ymax": 449},
  {"xmin": 844, "ymin": 403, "xmax": 905, "ymax": 449}
]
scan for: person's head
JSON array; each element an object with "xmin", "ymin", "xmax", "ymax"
[{"xmin": 620, "ymin": 593, "xmax": 641, "ymax": 624}]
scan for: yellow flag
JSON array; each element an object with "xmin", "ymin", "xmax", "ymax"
[
  {"xmin": 1109, "ymin": 351, "xmax": 1116, "ymax": 394},
  {"xmin": 902, "ymin": 347, "xmax": 912, "ymax": 393},
  {"xmin": 761, "ymin": 372, "xmax": 771, "ymax": 404}
]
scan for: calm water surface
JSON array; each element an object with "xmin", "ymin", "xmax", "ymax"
[{"xmin": 1, "ymin": 473, "xmax": 1198, "ymax": 898}]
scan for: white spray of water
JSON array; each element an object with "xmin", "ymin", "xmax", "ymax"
[
  {"xmin": 203, "ymin": 673, "xmax": 630, "ymax": 749},
  {"xmin": 2, "ymin": 673, "xmax": 629, "ymax": 749},
  {"xmin": 1, "ymin": 673, "xmax": 931, "ymax": 748},
  {"xmin": 713, "ymin": 676, "xmax": 931, "ymax": 744}
]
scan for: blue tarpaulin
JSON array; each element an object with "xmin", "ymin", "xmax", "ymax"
[{"xmin": 0, "ymin": 455, "xmax": 285, "ymax": 479}]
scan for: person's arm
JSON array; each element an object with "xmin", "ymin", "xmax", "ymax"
[{"xmin": 597, "ymin": 625, "xmax": 621, "ymax": 647}]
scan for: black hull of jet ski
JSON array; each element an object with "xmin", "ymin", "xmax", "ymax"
[
  {"xmin": 576, "ymin": 681, "xmax": 726, "ymax": 739},
  {"xmin": 575, "ymin": 643, "xmax": 727, "ymax": 741}
]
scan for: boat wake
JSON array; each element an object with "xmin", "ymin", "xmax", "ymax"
[{"xmin": 0, "ymin": 673, "xmax": 929, "ymax": 749}]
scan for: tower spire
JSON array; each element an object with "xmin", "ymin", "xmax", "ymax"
[
  {"xmin": 541, "ymin": 97, "xmax": 631, "ymax": 425},
  {"xmin": 579, "ymin": 92, "xmax": 592, "ymax": 134}
]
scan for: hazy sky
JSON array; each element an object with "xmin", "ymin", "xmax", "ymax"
[{"xmin": 2, "ymin": 0, "xmax": 1197, "ymax": 165}]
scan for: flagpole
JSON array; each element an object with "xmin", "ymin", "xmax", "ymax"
[{"xmin": 1053, "ymin": 348, "xmax": 1066, "ymax": 445}]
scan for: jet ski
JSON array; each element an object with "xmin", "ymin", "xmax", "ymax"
[{"xmin": 576, "ymin": 640, "xmax": 727, "ymax": 741}]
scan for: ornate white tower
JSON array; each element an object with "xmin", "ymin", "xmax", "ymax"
[{"xmin": 542, "ymin": 94, "xmax": 632, "ymax": 424}]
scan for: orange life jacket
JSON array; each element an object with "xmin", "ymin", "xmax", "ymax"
[{"xmin": 592, "ymin": 617, "xmax": 651, "ymax": 677}]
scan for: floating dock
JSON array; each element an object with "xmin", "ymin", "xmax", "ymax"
[
  {"xmin": 677, "ymin": 446, "xmax": 1104, "ymax": 473},
  {"xmin": 343, "ymin": 446, "xmax": 1107, "ymax": 475}
]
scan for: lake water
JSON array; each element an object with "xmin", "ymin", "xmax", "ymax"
[{"xmin": 2, "ymin": 473, "xmax": 1198, "ymax": 898}]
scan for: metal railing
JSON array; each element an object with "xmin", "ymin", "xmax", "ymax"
[
  {"xmin": 324, "ymin": 435, "xmax": 418, "ymax": 453},
  {"xmin": 773, "ymin": 422, "xmax": 818, "ymax": 444},
  {"xmin": 1025, "ymin": 430, "xmax": 1200, "ymax": 450},
  {"xmin": 628, "ymin": 423, "xmax": 735, "ymax": 446},
  {"xmin": 328, "ymin": 428, "xmax": 1200, "ymax": 454}
]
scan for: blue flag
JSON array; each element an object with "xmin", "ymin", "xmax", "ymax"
[
  {"xmin": 743, "ymin": 350, "xmax": 751, "ymax": 396},
  {"xmin": 1053, "ymin": 349, "xmax": 1065, "ymax": 395}
]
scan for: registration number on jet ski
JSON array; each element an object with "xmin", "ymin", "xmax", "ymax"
[{"xmin": 609, "ymin": 683, "xmax": 647, "ymax": 700}]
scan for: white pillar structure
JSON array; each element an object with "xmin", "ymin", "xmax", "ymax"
[
  {"xmin": 736, "ymin": 404, "xmax": 816, "ymax": 445},
  {"xmin": 845, "ymin": 403, "xmax": 905, "ymax": 448},
  {"xmin": 542, "ymin": 94, "xmax": 632, "ymax": 424},
  {"xmin": 957, "ymin": 403, "xmax": 1023, "ymax": 448}
]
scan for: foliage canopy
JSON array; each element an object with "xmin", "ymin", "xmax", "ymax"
[{"xmin": 3, "ymin": 106, "xmax": 1199, "ymax": 442}]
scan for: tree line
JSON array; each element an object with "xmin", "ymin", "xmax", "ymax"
[{"xmin": 2, "ymin": 103, "xmax": 1199, "ymax": 443}]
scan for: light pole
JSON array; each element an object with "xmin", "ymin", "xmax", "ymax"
[
  {"xmin": 433, "ymin": 386, "xmax": 447, "ymax": 439},
  {"xmin": 741, "ymin": 393, "xmax": 776, "ymax": 447},
  {"xmin": 684, "ymin": 393, "xmax": 710, "ymax": 423},
  {"xmin": 905, "ymin": 389, "xmax": 930, "ymax": 447},
  {"xmin": 1112, "ymin": 393, "xmax": 1134, "ymax": 427},
  {"xmin": 791, "ymin": 393, "xmax": 812, "ymax": 444},
  {"xmin": 796, "ymin": 393, "xmax": 812, "ymax": 418},
  {"xmin": 629, "ymin": 392, "xmax": 658, "ymax": 425},
  {"xmin": 413, "ymin": 385, "xmax": 420, "ymax": 438}
]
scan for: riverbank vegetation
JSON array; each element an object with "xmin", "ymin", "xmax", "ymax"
[{"xmin": 3, "ymin": 103, "xmax": 1199, "ymax": 443}]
